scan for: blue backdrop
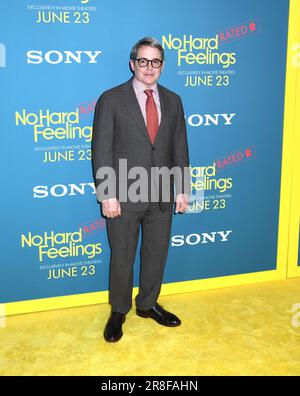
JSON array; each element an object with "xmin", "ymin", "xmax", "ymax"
[{"xmin": 0, "ymin": 0, "xmax": 289, "ymax": 304}]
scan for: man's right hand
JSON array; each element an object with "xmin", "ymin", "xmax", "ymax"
[{"xmin": 101, "ymin": 198, "xmax": 121, "ymax": 218}]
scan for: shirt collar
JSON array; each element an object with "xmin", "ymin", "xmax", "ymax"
[{"xmin": 132, "ymin": 77, "xmax": 158, "ymax": 95}]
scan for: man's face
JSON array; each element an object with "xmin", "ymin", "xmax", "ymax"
[{"xmin": 130, "ymin": 45, "xmax": 164, "ymax": 87}]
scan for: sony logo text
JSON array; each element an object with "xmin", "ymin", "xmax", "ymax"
[{"xmin": 27, "ymin": 50, "xmax": 102, "ymax": 64}]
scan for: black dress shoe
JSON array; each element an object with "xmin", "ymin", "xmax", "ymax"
[
  {"xmin": 136, "ymin": 303, "xmax": 181, "ymax": 327},
  {"xmin": 104, "ymin": 311, "xmax": 126, "ymax": 342}
]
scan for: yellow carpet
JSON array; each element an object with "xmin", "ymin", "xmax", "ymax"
[{"xmin": 1, "ymin": 278, "xmax": 300, "ymax": 376}]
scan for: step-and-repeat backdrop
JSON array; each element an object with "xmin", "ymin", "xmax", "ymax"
[{"xmin": 0, "ymin": 0, "xmax": 290, "ymax": 307}]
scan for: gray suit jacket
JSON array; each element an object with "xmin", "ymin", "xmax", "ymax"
[{"xmin": 92, "ymin": 78, "xmax": 190, "ymax": 212}]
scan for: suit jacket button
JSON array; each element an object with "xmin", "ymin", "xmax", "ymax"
[{"xmin": 152, "ymin": 147, "xmax": 155, "ymax": 151}]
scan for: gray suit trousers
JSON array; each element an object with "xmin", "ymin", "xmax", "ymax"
[{"xmin": 105, "ymin": 202, "xmax": 173, "ymax": 315}]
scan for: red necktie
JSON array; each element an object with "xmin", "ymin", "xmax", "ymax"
[{"xmin": 144, "ymin": 89, "xmax": 159, "ymax": 144}]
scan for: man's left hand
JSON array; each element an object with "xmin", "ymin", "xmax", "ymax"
[{"xmin": 175, "ymin": 193, "xmax": 189, "ymax": 213}]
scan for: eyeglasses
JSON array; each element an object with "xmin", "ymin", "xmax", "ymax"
[{"xmin": 135, "ymin": 58, "xmax": 163, "ymax": 68}]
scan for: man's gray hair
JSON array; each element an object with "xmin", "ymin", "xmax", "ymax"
[{"xmin": 130, "ymin": 37, "xmax": 164, "ymax": 60}]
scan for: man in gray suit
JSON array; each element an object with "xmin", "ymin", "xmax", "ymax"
[{"xmin": 92, "ymin": 37, "xmax": 190, "ymax": 342}]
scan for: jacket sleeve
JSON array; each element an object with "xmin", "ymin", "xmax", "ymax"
[
  {"xmin": 91, "ymin": 93, "xmax": 116, "ymax": 202},
  {"xmin": 173, "ymin": 96, "xmax": 191, "ymax": 196}
]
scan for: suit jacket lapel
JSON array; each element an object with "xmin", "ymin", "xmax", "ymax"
[
  {"xmin": 120, "ymin": 78, "xmax": 152, "ymax": 145},
  {"xmin": 155, "ymin": 83, "xmax": 166, "ymax": 144}
]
